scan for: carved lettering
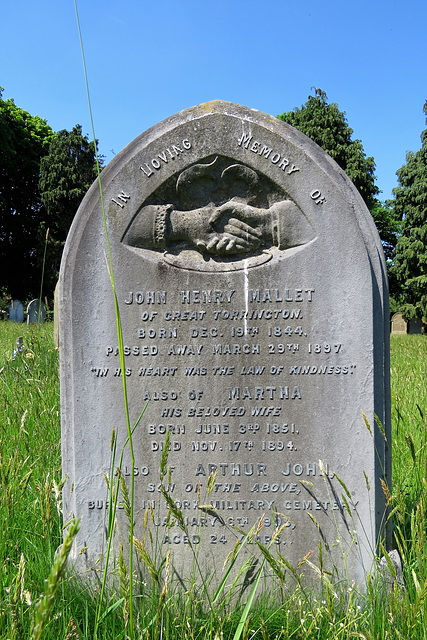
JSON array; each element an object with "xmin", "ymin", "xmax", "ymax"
[
  {"xmin": 140, "ymin": 140, "xmax": 192, "ymax": 177},
  {"xmin": 237, "ymin": 133, "xmax": 300, "ymax": 175}
]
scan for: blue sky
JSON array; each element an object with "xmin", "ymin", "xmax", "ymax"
[{"xmin": 2, "ymin": 0, "xmax": 426, "ymax": 201}]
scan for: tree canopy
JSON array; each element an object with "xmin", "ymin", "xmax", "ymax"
[
  {"xmin": 39, "ymin": 125, "xmax": 99, "ymax": 295},
  {"xmin": 0, "ymin": 88, "xmax": 55, "ymax": 299},
  {"xmin": 0, "ymin": 89, "xmax": 99, "ymax": 301},
  {"xmin": 391, "ymin": 101, "xmax": 427, "ymax": 321},
  {"xmin": 277, "ymin": 89, "xmax": 400, "ymax": 262},
  {"xmin": 278, "ymin": 88, "xmax": 379, "ymax": 210}
]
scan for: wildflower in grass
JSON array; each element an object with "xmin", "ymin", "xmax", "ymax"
[{"xmin": 12, "ymin": 340, "xmax": 26, "ymax": 359}]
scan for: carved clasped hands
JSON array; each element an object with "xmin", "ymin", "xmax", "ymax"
[{"xmin": 170, "ymin": 200, "xmax": 267, "ymax": 256}]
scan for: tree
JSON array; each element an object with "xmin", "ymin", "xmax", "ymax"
[
  {"xmin": 278, "ymin": 89, "xmax": 400, "ymax": 261},
  {"xmin": 278, "ymin": 88, "xmax": 379, "ymax": 210},
  {"xmin": 0, "ymin": 88, "xmax": 55, "ymax": 299},
  {"xmin": 391, "ymin": 101, "xmax": 427, "ymax": 321},
  {"xmin": 39, "ymin": 125, "xmax": 99, "ymax": 295},
  {"xmin": 0, "ymin": 88, "xmax": 100, "ymax": 301},
  {"xmin": 370, "ymin": 201, "xmax": 402, "ymax": 264}
]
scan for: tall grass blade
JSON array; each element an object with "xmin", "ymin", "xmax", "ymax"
[
  {"xmin": 232, "ymin": 560, "xmax": 265, "ymax": 640},
  {"xmin": 72, "ymin": 6, "xmax": 148, "ymax": 637},
  {"xmin": 31, "ymin": 519, "xmax": 80, "ymax": 640}
]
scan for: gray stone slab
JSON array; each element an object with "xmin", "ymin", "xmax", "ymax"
[
  {"xmin": 9, "ymin": 300, "xmax": 24, "ymax": 323},
  {"xmin": 59, "ymin": 101, "xmax": 391, "ymax": 591},
  {"xmin": 26, "ymin": 298, "xmax": 46, "ymax": 325}
]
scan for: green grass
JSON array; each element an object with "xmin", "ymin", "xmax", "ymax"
[
  {"xmin": 0, "ymin": 324, "xmax": 426, "ymax": 639},
  {"xmin": 391, "ymin": 335, "xmax": 427, "ymax": 505},
  {"xmin": 0, "ymin": 322, "xmax": 64, "ymax": 639}
]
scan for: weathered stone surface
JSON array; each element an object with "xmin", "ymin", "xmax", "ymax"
[
  {"xmin": 53, "ymin": 282, "xmax": 59, "ymax": 348},
  {"xmin": 59, "ymin": 101, "xmax": 391, "ymax": 590}
]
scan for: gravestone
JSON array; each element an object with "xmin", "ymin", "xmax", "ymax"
[
  {"xmin": 59, "ymin": 101, "xmax": 391, "ymax": 591},
  {"xmin": 391, "ymin": 312, "xmax": 407, "ymax": 334},
  {"xmin": 8, "ymin": 300, "xmax": 24, "ymax": 323},
  {"xmin": 26, "ymin": 299, "xmax": 46, "ymax": 325},
  {"xmin": 408, "ymin": 318, "xmax": 423, "ymax": 334}
]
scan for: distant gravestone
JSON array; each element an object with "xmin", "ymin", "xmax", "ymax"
[
  {"xmin": 60, "ymin": 101, "xmax": 391, "ymax": 590},
  {"xmin": 26, "ymin": 299, "xmax": 46, "ymax": 325},
  {"xmin": 391, "ymin": 313, "xmax": 408, "ymax": 334},
  {"xmin": 408, "ymin": 318, "xmax": 423, "ymax": 334},
  {"xmin": 8, "ymin": 300, "xmax": 24, "ymax": 323}
]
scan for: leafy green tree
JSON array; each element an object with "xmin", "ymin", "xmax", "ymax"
[
  {"xmin": 0, "ymin": 88, "xmax": 100, "ymax": 302},
  {"xmin": 370, "ymin": 201, "xmax": 402, "ymax": 264},
  {"xmin": 39, "ymin": 125, "xmax": 99, "ymax": 295},
  {"xmin": 0, "ymin": 88, "xmax": 55, "ymax": 299},
  {"xmin": 278, "ymin": 89, "xmax": 400, "ymax": 262},
  {"xmin": 278, "ymin": 88, "xmax": 379, "ymax": 210},
  {"xmin": 391, "ymin": 101, "xmax": 427, "ymax": 321}
]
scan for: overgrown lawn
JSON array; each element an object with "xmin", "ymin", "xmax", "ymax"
[{"xmin": 0, "ymin": 324, "xmax": 426, "ymax": 639}]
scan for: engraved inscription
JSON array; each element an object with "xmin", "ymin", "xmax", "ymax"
[
  {"xmin": 90, "ymin": 279, "xmax": 358, "ymax": 540},
  {"xmin": 111, "ymin": 191, "xmax": 131, "ymax": 208},
  {"xmin": 237, "ymin": 133, "xmax": 300, "ymax": 175},
  {"xmin": 139, "ymin": 139, "xmax": 192, "ymax": 177},
  {"xmin": 310, "ymin": 189, "xmax": 326, "ymax": 205}
]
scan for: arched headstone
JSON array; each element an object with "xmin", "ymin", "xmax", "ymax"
[
  {"xmin": 26, "ymin": 299, "xmax": 46, "ymax": 325},
  {"xmin": 59, "ymin": 101, "xmax": 391, "ymax": 590},
  {"xmin": 8, "ymin": 300, "xmax": 24, "ymax": 323},
  {"xmin": 391, "ymin": 312, "xmax": 407, "ymax": 334}
]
